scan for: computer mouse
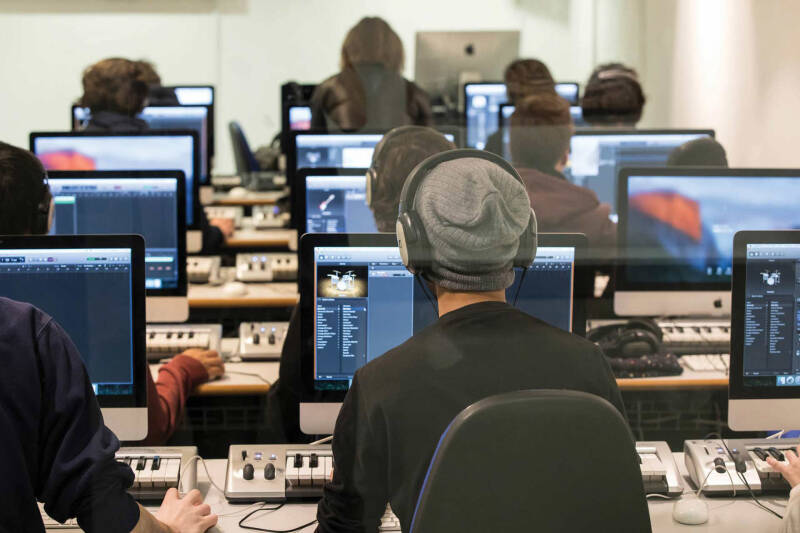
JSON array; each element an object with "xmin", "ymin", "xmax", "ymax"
[
  {"xmin": 222, "ymin": 281, "xmax": 248, "ymax": 297},
  {"xmin": 672, "ymin": 497, "xmax": 709, "ymax": 525},
  {"xmin": 229, "ymin": 187, "xmax": 248, "ymax": 198}
]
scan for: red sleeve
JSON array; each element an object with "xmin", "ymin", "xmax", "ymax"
[{"xmin": 141, "ymin": 355, "xmax": 208, "ymax": 445}]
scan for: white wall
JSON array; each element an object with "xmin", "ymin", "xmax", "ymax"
[
  {"xmin": 0, "ymin": 0, "xmax": 642, "ymax": 174},
  {"xmin": 640, "ymin": 0, "xmax": 800, "ymax": 167}
]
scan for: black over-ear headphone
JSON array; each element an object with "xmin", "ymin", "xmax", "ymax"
[
  {"xmin": 366, "ymin": 125, "xmax": 430, "ymax": 207},
  {"xmin": 33, "ymin": 170, "xmax": 52, "ymax": 235},
  {"xmin": 587, "ymin": 319, "xmax": 663, "ymax": 358},
  {"xmin": 396, "ymin": 148, "xmax": 537, "ymax": 275}
]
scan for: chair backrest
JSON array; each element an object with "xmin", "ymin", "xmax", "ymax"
[
  {"xmin": 228, "ymin": 121, "xmax": 260, "ymax": 173},
  {"xmin": 410, "ymin": 389, "xmax": 651, "ymax": 533}
]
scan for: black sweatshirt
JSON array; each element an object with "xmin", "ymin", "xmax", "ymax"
[
  {"xmin": 316, "ymin": 301, "xmax": 625, "ymax": 533},
  {"xmin": 0, "ymin": 298, "xmax": 139, "ymax": 532}
]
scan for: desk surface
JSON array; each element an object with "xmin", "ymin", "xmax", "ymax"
[
  {"xmin": 189, "ymin": 281, "xmax": 298, "ymax": 308},
  {"xmin": 145, "ymin": 454, "xmax": 786, "ymax": 532},
  {"xmin": 212, "ymin": 190, "xmax": 285, "ymax": 206},
  {"xmin": 617, "ymin": 368, "xmax": 728, "ymax": 390},
  {"xmin": 226, "ymin": 229, "xmax": 297, "ymax": 249},
  {"xmin": 150, "ymin": 361, "xmax": 278, "ymax": 396}
]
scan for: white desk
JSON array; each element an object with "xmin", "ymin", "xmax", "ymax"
[
  {"xmin": 149, "ymin": 361, "xmax": 279, "ymax": 396},
  {"xmin": 212, "ymin": 190, "xmax": 285, "ymax": 206},
  {"xmin": 188, "ymin": 281, "xmax": 298, "ymax": 308},
  {"xmin": 226, "ymin": 229, "xmax": 297, "ymax": 250},
  {"xmin": 141, "ymin": 454, "xmax": 788, "ymax": 532}
]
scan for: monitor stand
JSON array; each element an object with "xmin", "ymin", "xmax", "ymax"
[
  {"xmin": 187, "ymin": 230, "xmax": 202, "ymax": 253},
  {"xmin": 300, "ymin": 402, "xmax": 342, "ymax": 436},
  {"xmin": 146, "ymin": 296, "xmax": 190, "ymax": 323},
  {"xmin": 103, "ymin": 407, "xmax": 148, "ymax": 441}
]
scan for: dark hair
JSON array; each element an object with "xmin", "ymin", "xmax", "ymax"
[
  {"xmin": 509, "ymin": 93, "xmax": 574, "ymax": 172},
  {"xmin": 370, "ymin": 127, "xmax": 456, "ymax": 232},
  {"xmin": 0, "ymin": 141, "xmax": 49, "ymax": 234},
  {"xmin": 78, "ymin": 57, "xmax": 153, "ymax": 116},
  {"xmin": 341, "ymin": 17, "xmax": 404, "ymax": 72},
  {"xmin": 581, "ymin": 63, "xmax": 645, "ymax": 126},
  {"xmin": 667, "ymin": 137, "xmax": 729, "ymax": 167},
  {"xmin": 504, "ymin": 59, "xmax": 556, "ymax": 104}
]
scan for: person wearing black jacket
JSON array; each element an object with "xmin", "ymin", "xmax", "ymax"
[
  {"xmin": 263, "ymin": 127, "xmax": 455, "ymax": 443},
  {"xmin": 315, "ymin": 154, "xmax": 625, "ymax": 532},
  {"xmin": 77, "ymin": 57, "xmax": 232, "ymax": 252}
]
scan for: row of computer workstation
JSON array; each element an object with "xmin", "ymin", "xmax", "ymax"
[{"xmin": 11, "ymin": 80, "xmax": 800, "ymax": 530}]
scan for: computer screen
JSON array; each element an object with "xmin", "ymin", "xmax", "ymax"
[
  {"xmin": 729, "ymin": 231, "xmax": 800, "ymax": 430},
  {"xmin": 289, "ymin": 105, "xmax": 312, "ymax": 131},
  {"xmin": 567, "ymin": 130, "xmax": 714, "ymax": 216},
  {"xmin": 292, "ymin": 132, "xmax": 456, "ymax": 171},
  {"xmin": 173, "ymin": 86, "xmax": 214, "ymax": 106},
  {"xmin": 0, "ymin": 235, "xmax": 147, "ymax": 439},
  {"xmin": 303, "ymin": 175, "xmax": 377, "ymax": 234},
  {"xmin": 464, "ymin": 82, "xmax": 580, "ymax": 149},
  {"xmin": 30, "ymin": 131, "xmax": 199, "ymax": 227},
  {"xmin": 72, "ymin": 105, "xmax": 210, "ymax": 182},
  {"xmin": 498, "ymin": 103, "xmax": 585, "ymax": 160},
  {"xmin": 619, "ymin": 171, "xmax": 800, "ymax": 289},
  {"xmin": 310, "ymin": 244, "xmax": 579, "ymax": 391},
  {"xmin": 47, "ymin": 171, "xmax": 186, "ymax": 293}
]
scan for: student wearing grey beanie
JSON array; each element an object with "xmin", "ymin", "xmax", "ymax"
[{"xmin": 317, "ymin": 152, "xmax": 626, "ymax": 533}]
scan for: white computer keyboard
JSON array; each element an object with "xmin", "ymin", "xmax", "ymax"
[
  {"xmin": 680, "ymin": 353, "xmax": 730, "ymax": 372},
  {"xmin": 39, "ymin": 503, "xmax": 79, "ymax": 529}
]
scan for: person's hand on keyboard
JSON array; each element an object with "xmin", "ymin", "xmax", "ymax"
[
  {"xmin": 155, "ymin": 488, "xmax": 217, "ymax": 533},
  {"xmin": 767, "ymin": 445, "xmax": 800, "ymax": 487}
]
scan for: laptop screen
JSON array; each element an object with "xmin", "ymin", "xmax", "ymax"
[
  {"xmin": 304, "ymin": 175, "xmax": 378, "ymax": 234},
  {"xmin": 31, "ymin": 132, "xmax": 198, "ymax": 226},
  {"xmin": 620, "ymin": 172, "xmax": 800, "ymax": 289},
  {"xmin": 312, "ymin": 244, "xmax": 578, "ymax": 391},
  {"xmin": 567, "ymin": 131, "xmax": 713, "ymax": 217},
  {"xmin": 0, "ymin": 246, "xmax": 135, "ymax": 397},
  {"xmin": 48, "ymin": 173, "xmax": 183, "ymax": 291}
]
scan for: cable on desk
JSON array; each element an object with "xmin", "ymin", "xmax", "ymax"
[
  {"xmin": 238, "ymin": 503, "xmax": 319, "ymax": 532},
  {"xmin": 226, "ymin": 370, "xmax": 271, "ymax": 384},
  {"xmin": 309, "ymin": 435, "xmax": 333, "ymax": 446},
  {"xmin": 715, "ymin": 436, "xmax": 784, "ymax": 520},
  {"xmin": 179, "ymin": 455, "xmax": 226, "ymax": 495}
]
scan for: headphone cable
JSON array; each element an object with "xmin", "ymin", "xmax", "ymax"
[
  {"xmin": 415, "ymin": 274, "xmax": 438, "ymax": 316},
  {"xmin": 512, "ymin": 267, "xmax": 528, "ymax": 307}
]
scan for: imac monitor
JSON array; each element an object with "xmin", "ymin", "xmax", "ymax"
[
  {"xmin": 47, "ymin": 170, "xmax": 188, "ymax": 323},
  {"xmin": 567, "ymin": 130, "xmax": 714, "ymax": 216},
  {"xmin": 291, "ymin": 131, "xmax": 457, "ymax": 172},
  {"xmin": 295, "ymin": 168, "xmax": 376, "ymax": 234},
  {"xmin": 414, "ymin": 31, "xmax": 520, "ymax": 110},
  {"xmin": 616, "ymin": 168, "xmax": 800, "ymax": 317},
  {"xmin": 72, "ymin": 105, "xmax": 211, "ymax": 183},
  {"xmin": 171, "ymin": 85, "xmax": 214, "ymax": 106},
  {"xmin": 464, "ymin": 82, "xmax": 581, "ymax": 149},
  {"xmin": 299, "ymin": 232, "xmax": 589, "ymax": 434},
  {"xmin": 29, "ymin": 131, "xmax": 200, "ymax": 228},
  {"xmin": 729, "ymin": 231, "xmax": 800, "ymax": 430},
  {"xmin": 0, "ymin": 235, "xmax": 147, "ymax": 440}
]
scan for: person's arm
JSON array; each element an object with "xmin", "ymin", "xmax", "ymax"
[
  {"xmin": 35, "ymin": 319, "xmax": 216, "ymax": 532},
  {"xmin": 198, "ymin": 208, "xmax": 226, "ymax": 254},
  {"xmin": 316, "ymin": 373, "xmax": 389, "ymax": 533},
  {"xmin": 143, "ymin": 350, "xmax": 222, "ymax": 445},
  {"xmin": 767, "ymin": 447, "xmax": 800, "ymax": 532}
]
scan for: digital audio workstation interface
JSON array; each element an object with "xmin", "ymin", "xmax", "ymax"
[
  {"xmin": 313, "ymin": 246, "xmax": 576, "ymax": 390},
  {"xmin": 304, "ymin": 176, "xmax": 378, "ymax": 233},
  {"xmin": 743, "ymin": 243, "xmax": 800, "ymax": 386},
  {"xmin": 0, "ymin": 248, "xmax": 135, "ymax": 396},
  {"xmin": 568, "ymin": 132, "xmax": 712, "ymax": 216},
  {"xmin": 32, "ymin": 134, "xmax": 198, "ymax": 225},
  {"xmin": 73, "ymin": 106, "xmax": 210, "ymax": 180},
  {"xmin": 465, "ymin": 82, "xmax": 579, "ymax": 149},
  {"xmin": 48, "ymin": 177, "xmax": 180, "ymax": 289},
  {"xmin": 295, "ymin": 133, "xmax": 456, "ymax": 170},
  {"xmin": 623, "ymin": 175, "xmax": 800, "ymax": 286}
]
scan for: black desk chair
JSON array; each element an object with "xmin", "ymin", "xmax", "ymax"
[
  {"xmin": 409, "ymin": 389, "xmax": 651, "ymax": 533},
  {"xmin": 229, "ymin": 121, "xmax": 261, "ymax": 174}
]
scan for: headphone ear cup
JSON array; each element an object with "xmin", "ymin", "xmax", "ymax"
[
  {"xmin": 396, "ymin": 213, "xmax": 416, "ymax": 273},
  {"xmin": 514, "ymin": 208, "xmax": 538, "ymax": 268},
  {"xmin": 365, "ymin": 168, "xmax": 375, "ymax": 207}
]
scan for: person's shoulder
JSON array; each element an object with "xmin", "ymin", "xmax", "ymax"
[
  {"xmin": 0, "ymin": 297, "xmax": 51, "ymax": 330},
  {"xmin": 355, "ymin": 331, "xmax": 432, "ymax": 388},
  {"xmin": 504, "ymin": 306, "xmax": 603, "ymax": 355}
]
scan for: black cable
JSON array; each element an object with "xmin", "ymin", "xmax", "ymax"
[
  {"xmin": 512, "ymin": 267, "xmax": 528, "ymax": 307},
  {"xmin": 238, "ymin": 503, "xmax": 319, "ymax": 533},
  {"xmin": 715, "ymin": 437, "xmax": 784, "ymax": 520},
  {"xmin": 415, "ymin": 274, "xmax": 438, "ymax": 315}
]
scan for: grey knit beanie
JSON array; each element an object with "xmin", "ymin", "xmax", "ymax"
[{"xmin": 415, "ymin": 157, "xmax": 533, "ymax": 291}]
